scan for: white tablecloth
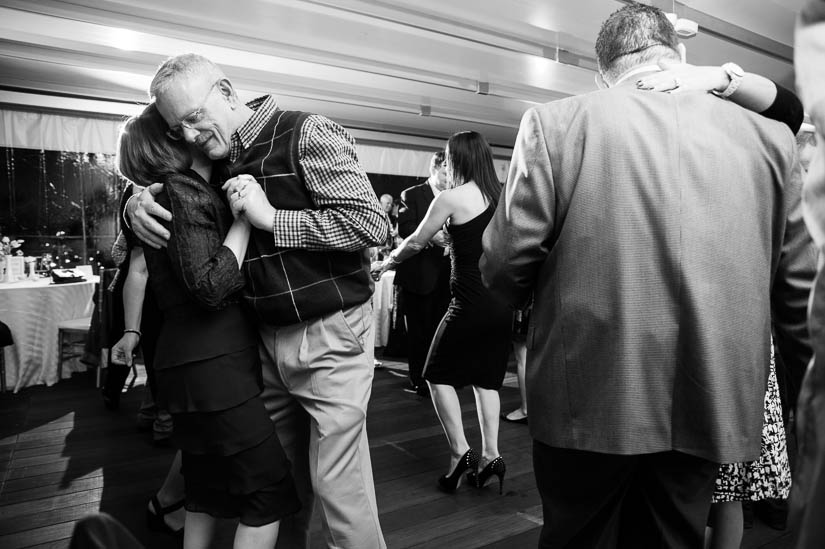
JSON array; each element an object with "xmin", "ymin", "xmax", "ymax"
[
  {"xmin": 372, "ymin": 270, "xmax": 395, "ymax": 347},
  {"xmin": 0, "ymin": 276, "xmax": 97, "ymax": 392}
]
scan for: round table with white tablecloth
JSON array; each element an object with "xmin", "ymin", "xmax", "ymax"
[
  {"xmin": 0, "ymin": 276, "xmax": 97, "ymax": 392},
  {"xmin": 371, "ymin": 270, "xmax": 395, "ymax": 347}
]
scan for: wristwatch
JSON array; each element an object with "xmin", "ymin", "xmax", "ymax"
[{"xmin": 714, "ymin": 62, "xmax": 745, "ymax": 98}]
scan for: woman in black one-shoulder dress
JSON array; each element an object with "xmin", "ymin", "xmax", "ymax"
[{"xmin": 372, "ymin": 131, "xmax": 511, "ymax": 494}]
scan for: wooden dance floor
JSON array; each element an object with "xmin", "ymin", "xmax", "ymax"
[{"xmin": 0, "ymin": 355, "xmax": 800, "ymax": 548}]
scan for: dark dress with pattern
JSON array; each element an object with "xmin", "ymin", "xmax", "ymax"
[
  {"xmin": 423, "ymin": 205, "xmax": 511, "ymax": 389},
  {"xmin": 712, "ymin": 343, "xmax": 791, "ymax": 502},
  {"xmin": 143, "ymin": 169, "xmax": 299, "ymax": 526}
]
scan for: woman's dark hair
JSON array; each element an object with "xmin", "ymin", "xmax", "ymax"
[
  {"xmin": 446, "ymin": 131, "xmax": 502, "ymax": 207},
  {"xmin": 117, "ymin": 103, "xmax": 191, "ymax": 186}
]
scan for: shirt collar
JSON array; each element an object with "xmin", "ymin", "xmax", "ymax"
[
  {"xmin": 229, "ymin": 94, "xmax": 278, "ymax": 162},
  {"xmin": 612, "ymin": 64, "xmax": 662, "ymax": 87}
]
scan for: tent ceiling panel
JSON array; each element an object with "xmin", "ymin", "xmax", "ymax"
[{"xmin": 0, "ymin": 0, "xmax": 802, "ymax": 147}]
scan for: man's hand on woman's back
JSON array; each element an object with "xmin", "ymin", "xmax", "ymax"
[{"xmin": 127, "ymin": 183, "xmax": 172, "ymax": 248}]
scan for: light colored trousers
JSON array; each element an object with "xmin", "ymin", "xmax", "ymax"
[{"xmin": 259, "ymin": 301, "xmax": 386, "ymax": 549}]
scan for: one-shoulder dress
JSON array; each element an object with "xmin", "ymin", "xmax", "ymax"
[
  {"xmin": 423, "ymin": 205, "xmax": 511, "ymax": 389},
  {"xmin": 144, "ymin": 169, "xmax": 300, "ymax": 525}
]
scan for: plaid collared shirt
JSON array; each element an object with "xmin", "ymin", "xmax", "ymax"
[{"xmin": 229, "ymin": 95, "xmax": 389, "ymax": 251}]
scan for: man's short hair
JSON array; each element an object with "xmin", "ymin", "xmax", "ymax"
[
  {"xmin": 595, "ymin": 3, "xmax": 680, "ymax": 84},
  {"xmin": 430, "ymin": 151, "xmax": 445, "ymax": 173},
  {"xmin": 149, "ymin": 53, "xmax": 224, "ymax": 101}
]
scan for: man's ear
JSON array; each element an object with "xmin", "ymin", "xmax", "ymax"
[
  {"xmin": 217, "ymin": 78, "xmax": 237, "ymax": 104},
  {"xmin": 595, "ymin": 72, "xmax": 609, "ymax": 90},
  {"xmin": 677, "ymin": 43, "xmax": 687, "ymax": 63}
]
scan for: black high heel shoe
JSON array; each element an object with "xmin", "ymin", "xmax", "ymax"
[
  {"xmin": 147, "ymin": 494, "xmax": 185, "ymax": 537},
  {"xmin": 437, "ymin": 448, "xmax": 479, "ymax": 493},
  {"xmin": 469, "ymin": 456, "xmax": 506, "ymax": 494}
]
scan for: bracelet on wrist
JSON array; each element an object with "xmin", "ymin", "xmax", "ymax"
[{"xmin": 123, "ymin": 329, "xmax": 142, "ymax": 341}]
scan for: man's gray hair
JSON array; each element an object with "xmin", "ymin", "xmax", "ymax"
[
  {"xmin": 595, "ymin": 2, "xmax": 680, "ymax": 84},
  {"xmin": 149, "ymin": 53, "xmax": 225, "ymax": 101}
]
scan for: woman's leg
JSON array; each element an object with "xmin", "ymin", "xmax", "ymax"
[
  {"xmin": 151, "ymin": 451, "xmax": 185, "ymax": 531},
  {"xmin": 234, "ymin": 521, "xmax": 280, "ymax": 549},
  {"xmin": 472, "ymin": 386, "xmax": 501, "ymax": 465},
  {"xmin": 428, "ymin": 382, "xmax": 470, "ymax": 473},
  {"xmin": 504, "ymin": 341, "xmax": 528, "ymax": 421},
  {"xmin": 706, "ymin": 501, "xmax": 743, "ymax": 549},
  {"xmin": 183, "ymin": 511, "xmax": 215, "ymax": 549}
]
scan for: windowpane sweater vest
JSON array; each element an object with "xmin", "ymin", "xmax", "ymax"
[{"xmin": 225, "ymin": 109, "xmax": 373, "ymax": 326}]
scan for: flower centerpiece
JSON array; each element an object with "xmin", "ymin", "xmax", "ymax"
[
  {"xmin": 1, "ymin": 235, "xmax": 25, "ymax": 282},
  {"xmin": 0, "ymin": 235, "xmax": 23, "ymax": 256}
]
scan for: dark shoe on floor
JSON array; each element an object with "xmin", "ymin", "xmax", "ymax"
[
  {"xmin": 403, "ymin": 382, "xmax": 430, "ymax": 398},
  {"xmin": 152, "ymin": 432, "xmax": 172, "ymax": 448},
  {"xmin": 136, "ymin": 416, "xmax": 154, "ymax": 433},
  {"xmin": 101, "ymin": 390, "xmax": 120, "ymax": 411},
  {"xmin": 500, "ymin": 410, "xmax": 528, "ymax": 424},
  {"xmin": 468, "ymin": 456, "xmax": 507, "ymax": 494},
  {"xmin": 437, "ymin": 448, "xmax": 479, "ymax": 493}
]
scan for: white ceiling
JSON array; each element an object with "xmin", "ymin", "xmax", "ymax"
[{"xmin": 0, "ymin": 0, "xmax": 802, "ymax": 148}]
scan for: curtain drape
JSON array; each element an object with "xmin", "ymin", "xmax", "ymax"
[{"xmin": 0, "ymin": 108, "xmax": 510, "ymax": 178}]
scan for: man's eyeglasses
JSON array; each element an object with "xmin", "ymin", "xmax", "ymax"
[{"xmin": 165, "ymin": 81, "xmax": 221, "ymax": 141}]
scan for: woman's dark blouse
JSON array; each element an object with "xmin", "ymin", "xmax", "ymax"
[
  {"xmin": 146, "ymin": 169, "xmax": 245, "ymax": 313},
  {"xmin": 142, "ymin": 169, "xmax": 262, "ymax": 417}
]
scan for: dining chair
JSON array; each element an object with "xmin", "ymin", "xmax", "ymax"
[
  {"xmin": 0, "ymin": 320, "xmax": 13, "ymax": 393},
  {"xmin": 56, "ymin": 266, "xmax": 120, "ymax": 387},
  {"xmin": 56, "ymin": 316, "xmax": 92, "ymax": 385}
]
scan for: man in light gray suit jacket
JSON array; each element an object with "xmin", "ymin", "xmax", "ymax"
[{"xmin": 481, "ymin": 4, "xmax": 811, "ymax": 547}]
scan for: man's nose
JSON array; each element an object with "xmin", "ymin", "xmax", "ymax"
[{"xmin": 182, "ymin": 126, "xmax": 201, "ymax": 142}]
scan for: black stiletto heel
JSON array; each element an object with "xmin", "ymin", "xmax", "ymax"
[
  {"xmin": 437, "ymin": 448, "xmax": 479, "ymax": 493},
  {"xmin": 469, "ymin": 456, "xmax": 506, "ymax": 494}
]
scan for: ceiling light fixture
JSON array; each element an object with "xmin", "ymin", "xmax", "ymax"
[
  {"xmin": 666, "ymin": 1, "xmax": 698, "ymax": 39},
  {"xmin": 665, "ymin": 12, "xmax": 698, "ymax": 38}
]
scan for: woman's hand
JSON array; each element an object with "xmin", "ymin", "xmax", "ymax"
[
  {"xmin": 370, "ymin": 259, "xmax": 392, "ymax": 281},
  {"xmin": 431, "ymin": 229, "xmax": 451, "ymax": 248},
  {"xmin": 635, "ymin": 59, "xmax": 728, "ymax": 94},
  {"xmin": 222, "ymin": 175, "xmax": 274, "ymax": 228},
  {"xmin": 111, "ymin": 332, "xmax": 140, "ymax": 366}
]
